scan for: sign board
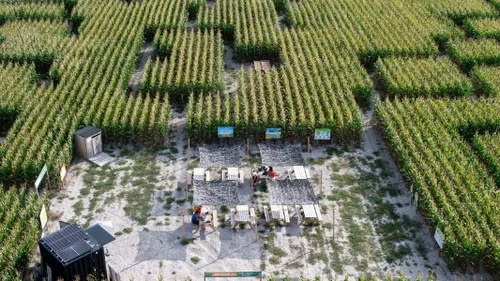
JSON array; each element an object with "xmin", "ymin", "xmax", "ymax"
[
  {"xmin": 218, "ymin": 126, "xmax": 234, "ymax": 138},
  {"xmin": 60, "ymin": 165, "xmax": 67, "ymax": 183},
  {"xmin": 35, "ymin": 164, "xmax": 48, "ymax": 194},
  {"xmin": 265, "ymin": 128, "xmax": 281, "ymax": 139},
  {"xmin": 434, "ymin": 227, "xmax": 445, "ymax": 249},
  {"xmin": 314, "ymin": 128, "xmax": 331, "ymax": 140},
  {"xmin": 205, "ymin": 272, "xmax": 262, "ymax": 278},
  {"xmin": 39, "ymin": 205, "xmax": 48, "ymax": 229}
]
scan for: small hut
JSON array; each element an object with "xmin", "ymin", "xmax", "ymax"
[{"xmin": 75, "ymin": 126, "xmax": 103, "ymax": 159}]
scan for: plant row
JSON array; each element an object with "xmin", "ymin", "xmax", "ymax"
[
  {"xmin": 471, "ymin": 65, "xmax": 500, "ymax": 96},
  {"xmin": 0, "ymin": 20, "xmax": 69, "ymax": 73},
  {"xmin": 198, "ymin": 0, "xmax": 280, "ymax": 60},
  {"xmin": 187, "ymin": 67, "xmax": 362, "ymax": 142},
  {"xmin": 0, "ymin": 0, "xmax": 177, "ymax": 186},
  {"xmin": 472, "ymin": 132, "xmax": 500, "ymax": 188},
  {"xmin": 0, "ymin": 188, "xmax": 43, "ymax": 281},
  {"xmin": 375, "ymin": 97, "xmax": 500, "ymax": 272},
  {"xmin": 464, "ymin": 18, "xmax": 500, "ymax": 40},
  {"xmin": 144, "ymin": 29, "xmax": 223, "ymax": 101},
  {"xmin": 376, "ymin": 57, "xmax": 472, "ymax": 98},
  {"xmin": 0, "ymin": 3, "xmax": 66, "ymax": 23},
  {"xmin": 448, "ymin": 39, "xmax": 500, "ymax": 72}
]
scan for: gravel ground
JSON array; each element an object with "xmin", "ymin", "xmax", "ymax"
[
  {"xmin": 258, "ymin": 144, "xmax": 305, "ymax": 166},
  {"xmin": 199, "ymin": 145, "xmax": 242, "ymax": 168},
  {"xmin": 266, "ymin": 179, "xmax": 318, "ymax": 205}
]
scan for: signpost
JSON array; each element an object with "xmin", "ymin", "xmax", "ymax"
[
  {"xmin": 434, "ymin": 227, "xmax": 445, "ymax": 249},
  {"xmin": 204, "ymin": 272, "xmax": 262, "ymax": 280},
  {"xmin": 314, "ymin": 128, "xmax": 331, "ymax": 140},
  {"xmin": 218, "ymin": 126, "xmax": 234, "ymax": 138},
  {"xmin": 265, "ymin": 128, "xmax": 281, "ymax": 140},
  {"xmin": 34, "ymin": 164, "xmax": 50, "ymax": 196}
]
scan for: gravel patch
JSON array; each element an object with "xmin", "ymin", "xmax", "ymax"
[
  {"xmin": 193, "ymin": 180, "xmax": 239, "ymax": 206},
  {"xmin": 150, "ymin": 190, "xmax": 168, "ymax": 216},
  {"xmin": 258, "ymin": 144, "xmax": 305, "ymax": 166},
  {"xmin": 266, "ymin": 179, "xmax": 317, "ymax": 205},
  {"xmin": 136, "ymin": 230, "xmax": 187, "ymax": 262},
  {"xmin": 199, "ymin": 145, "xmax": 242, "ymax": 168}
]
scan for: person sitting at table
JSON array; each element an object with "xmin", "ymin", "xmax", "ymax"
[
  {"xmin": 194, "ymin": 205, "xmax": 202, "ymax": 214},
  {"xmin": 253, "ymin": 166, "xmax": 265, "ymax": 184},
  {"xmin": 201, "ymin": 211, "xmax": 217, "ymax": 232},
  {"xmin": 192, "ymin": 210, "xmax": 201, "ymax": 233},
  {"xmin": 269, "ymin": 166, "xmax": 276, "ymax": 179}
]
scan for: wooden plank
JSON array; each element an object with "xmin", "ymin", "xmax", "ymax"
[
  {"xmin": 303, "ymin": 205, "xmax": 316, "ymax": 218},
  {"xmin": 250, "ymin": 208, "xmax": 256, "ymax": 226},
  {"xmin": 230, "ymin": 208, "xmax": 236, "ymax": 227},
  {"xmin": 213, "ymin": 209, "xmax": 218, "ymax": 228},
  {"xmin": 264, "ymin": 206, "xmax": 270, "ymax": 222},
  {"xmin": 304, "ymin": 168, "xmax": 311, "ymax": 179},
  {"xmin": 239, "ymin": 170, "xmax": 244, "ymax": 184},
  {"xmin": 296, "ymin": 205, "xmax": 302, "ymax": 225},
  {"xmin": 261, "ymin": 60, "xmax": 270, "ymax": 71},
  {"xmin": 187, "ymin": 171, "xmax": 192, "ymax": 185},
  {"xmin": 314, "ymin": 204, "xmax": 323, "ymax": 222},
  {"xmin": 222, "ymin": 170, "xmax": 227, "ymax": 181},
  {"xmin": 205, "ymin": 171, "xmax": 211, "ymax": 181},
  {"xmin": 254, "ymin": 61, "xmax": 261, "ymax": 71},
  {"xmin": 293, "ymin": 166, "xmax": 307, "ymax": 179},
  {"xmin": 283, "ymin": 206, "xmax": 290, "ymax": 224}
]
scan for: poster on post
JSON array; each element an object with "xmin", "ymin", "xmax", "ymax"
[
  {"xmin": 265, "ymin": 128, "xmax": 281, "ymax": 139},
  {"xmin": 34, "ymin": 164, "xmax": 48, "ymax": 196},
  {"xmin": 218, "ymin": 126, "xmax": 234, "ymax": 138},
  {"xmin": 314, "ymin": 128, "xmax": 331, "ymax": 140},
  {"xmin": 39, "ymin": 205, "xmax": 47, "ymax": 230}
]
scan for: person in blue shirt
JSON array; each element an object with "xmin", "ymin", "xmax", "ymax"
[{"xmin": 192, "ymin": 210, "xmax": 201, "ymax": 234}]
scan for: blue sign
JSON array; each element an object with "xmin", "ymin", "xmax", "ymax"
[
  {"xmin": 218, "ymin": 126, "xmax": 234, "ymax": 138},
  {"xmin": 265, "ymin": 128, "xmax": 281, "ymax": 139}
]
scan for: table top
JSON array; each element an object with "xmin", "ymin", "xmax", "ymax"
[
  {"xmin": 293, "ymin": 166, "xmax": 307, "ymax": 179},
  {"xmin": 228, "ymin": 167, "xmax": 239, "ymax": 180},
  {"xmin": 270, "ymin": 205, "xmax": 284, "ymax": 220},
  {"xmin": 236, "ymin": 205, "xmax": 249, "ymax": 222},
  {"xmin": 193, "ymin": 168, "xmax": 205, "ymax": 176},
  {"xmin": 302, "ymin": 205, "xmax": 317, "ymax": 218}
]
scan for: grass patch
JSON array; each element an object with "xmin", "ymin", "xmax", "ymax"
[
  {"xmin": 190, "ymin": 257, "xmax": 200, "ymax": 264},
  {"xmin": 73, "ymin": 200, "xmax": 84, "ymax": 216},
  {"xmin": 330, "ymin": 173, "xmax": 357, "ymax": 187},
  {"xmin": 187, "ymin": 160, "xmax": 199, "ymax": 170},
  {"xmin": 123, "ymin": 227, "xmax": 133, "ymax": 234}
]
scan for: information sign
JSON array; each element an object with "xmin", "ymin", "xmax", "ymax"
[
  {"xmin": 60, "ymin": 165, "xmax": 67, "ymax": 183},
  {"xmin": 35, "ymin": 164, "xmax": 48, "ymax": 195},
  {"xmin": 218, "ymin": 126, "xmax": 234, "ymax": 138},
  {"xmin": 39, "ymin": 205, "xmax": 47, "ymax": 229},
  {"xmin": 314, "ymin": 128, "xmax": 331, "ymax": 140},
  {"xmin": 265, "ymin": 128, "xmax": 281, "ymax": 139},
  {"xmin": 434, "ymin": 227, "xmax": 445, "ymax": 249}
]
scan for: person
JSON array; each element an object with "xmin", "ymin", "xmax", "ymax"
[
  {"xmin": 269, "ymin": 166, "xmax": 276, "ymax": 179},
  {"xmin": 253, "ymin": 166, "xmax": 264, "ymax": 184},
  {"xmin": 192, "ymin": 210, "xmax": 201, "ymax": 233},
  {"xmin": 194, "ymin": 205, "xmax": 202, "ymax": 214},
  {"xmin": 202, "ymin": 211, "xmax": 216, "ymax": 232}
]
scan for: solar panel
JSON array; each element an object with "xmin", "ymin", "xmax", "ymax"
[{"xmin": 40, "ymin": 224, "xmax": 95, "ymax": 264}]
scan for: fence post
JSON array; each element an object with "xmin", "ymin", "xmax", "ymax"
[
  {"xmin": 185, "ymin": 173, "xmax": 189, "ymax": 201},
  {"xmin": 247, "ymin": 138, "xmax": 250, "ymax": 166},
  {"xmin": 182, "ymin": 209, "xmax": 186, "ymax": 239},
  {"xmin": 307, "ymin": 137, "xmax": 310, "ymax": 164},
  {"xmin": 320, "ymin": 169, "xmax": 323, "ymax": 195}
]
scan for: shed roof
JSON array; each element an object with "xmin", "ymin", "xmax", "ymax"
[{"xmin": 75, "ymin": 126, "xmax": 101, "ymax": 138}]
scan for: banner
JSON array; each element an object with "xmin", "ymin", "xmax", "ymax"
[
  {"xmin": 314, "ymin": 128, "xmax": 331, "ymax": 140},
  {"xmin": 265, "ymin": 128, "xmax": 281, "ymax": 139},
  {"xmin": 60, "ymin": 165, "xmax": 67, "ymax": 183},
  {"xmin": 205, "ymin": 272, "xmax": 261, "ymax": 278},
  {"xmin": 35, "ymin": 164, "xmax": 48, "ymax": 195},
  {"xmin": 218, "ymin": 126, "xmax": 234, "ymax": 138}
]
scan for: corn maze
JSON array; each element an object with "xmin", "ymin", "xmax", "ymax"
[{"xmin": 0, "ymin": 0, "xmax": 499, "ymax": 278}]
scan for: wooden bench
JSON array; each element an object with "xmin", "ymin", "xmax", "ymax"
[
  {"xmin": 187, "ymin": 171, "xmax": 192, "ymax": 185},
  {"xmin": 314, "ymin": 204, "xmax": 323, "ymax": 222},
  {"xmin": 250, "ymin": 208, "xmax": 256, "ymax": 226},
  {"xmin": 239, "ymin": 171, "xmax": 244, "ymax": 184},
  {"xmin": 222, "ymin": 170, "xmax": 227, "ymax": 181},
  {"xmin": 295, "ymin": 205, "xmax": 302, "ymax": 225},
  {"xmin": 230, "ymin": 208, "xmax": 236, "ymax": 228},
  {"xmin": 212, "ymin": 209, "xmax": 218, "ymax": 228},
  {"xmin": 264, "ymin": 206, "xmax": 270, "ymax": 222},
  {"xmin": 205, "ymin": 170, "xmax": 211, "ymax": 181},
  {"xmin": 283, "ymin": 205, "xmax": 290, "ymax": 224}
]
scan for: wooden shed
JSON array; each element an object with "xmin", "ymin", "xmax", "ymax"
[{"xmin": 74, "ymin": 126, "xmax": 103, "ymax": 159}]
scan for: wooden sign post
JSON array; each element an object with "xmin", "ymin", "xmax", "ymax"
[
  {"xmin": 320, "ymin": 169, "xmax": 323, "ymax": 195},
  {"xmin": 185, "ymin": 173, "xmax": 189, "ymax": 201},
  {"xmin": 182, "ymin": 209, "xmax": 186, "ymax": 239},
  {"xmin": 307, "ymin": 137, "xmax": 310, "ymax": 163},
  {"xmin": 246, "ymin": 139, "xmax": 250, "ymax": 166}
]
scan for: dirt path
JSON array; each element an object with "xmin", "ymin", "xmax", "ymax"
[{"xmin": 128, "ymin": 42, "xmax": 154, "ymax": 96}]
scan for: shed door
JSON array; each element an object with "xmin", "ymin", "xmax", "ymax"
[
  {"xmin": 92, "ymin": 134, "xmax": 102, "ymax": 155},
  {"xmin": 86, "ymin": 137, "xmax": 94, "ymax": 158}
]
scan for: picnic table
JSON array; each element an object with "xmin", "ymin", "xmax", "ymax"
[
  {"xmin": 193, "ymin": 168, "xmax": 205, "ymax": 181},
  {"xmin": 293, "ymin": 166, "xmax": 307, "ymax": 179},
  {"xmin": 231, "ymin": 205, "xmax": 256, "ymax": 228},
  {"xmin": 264, "ymin": 205, "xmax": 290, "ymax": 224},
  {"xmin": 298, "ymin": 204, "xmax": 323, "ymax": 224},
  {"xmin": 227, "ymin": 167, "xmax": 239, "ymax": 181}
]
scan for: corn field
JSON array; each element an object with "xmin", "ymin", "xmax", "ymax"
[{"xmin": 0, "ymin": 0, "xmax": 499, "ymax": 277}]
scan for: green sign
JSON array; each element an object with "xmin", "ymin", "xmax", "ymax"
[
  {"xmin": 314, "ymin": 128, "xmax": 331, "ymax": 140},
  {"xmin": 205, "ymin": 272, "xmax": 262, "ymax": 278}
]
